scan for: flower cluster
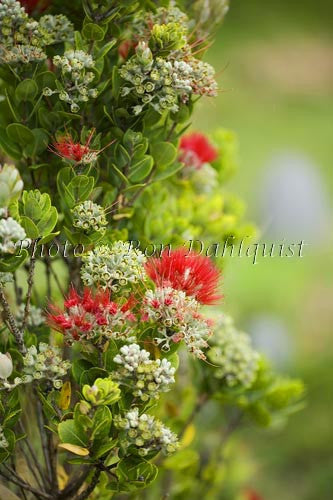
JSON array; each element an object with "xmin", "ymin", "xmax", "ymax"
[
  {"xmin": 0, "ymin": 164, "xmax": 23, "ymax": 208},
  {"xmin": 39, "ymin": 14, "xmax": 74, "ymax": 45},
  {"xmin": 0, "ymin": 217, "xmax": 27, "ymax": 254},
  {"xmin": 115, "ymin": 407, "xmax": 178, "ymax": 456},
  {"xmin": 50, "ymin": 130, "xmax": 99, "ymax": 165},
  {"xmin": 44, "ymin": 50, "xmax": 98, "ymax": 113},
  {"xmin": 81, "ymin": 241, "xmax": 146, "ymax": 290},
  {"xmin": 113, "ymin": 343, "xmax": 175, "ymax": 401},
  {"xmin": 48, "ymin": 288, "xmax": 135, "ymax": 343},
  {"xmin": 15, "ymin": 304, "xmax": 44, "ymax": 329},
  {"xmin": 1, "ymin": 343, "xmax": 71, "ymax": 390},
  {"xmin": 179, "ymin": 132, "xmax": 218, "ymax": 170},
  {"xmin": 71, "ymin": 201, "xmax": 107, "ymax": 234},
  {"xmin": 0, "ymin": 0, "xmax": 45, "ymax": 64},
  {"xmin": 207, "ymin": 315, "xmax": 260, "ymax": 388},
  {"xmin": 82, "ymin": 377, "xmax": 121, "ymax": 406},
  {"xmin": 145, "ymin": 247, "xmax": 221, "ymax": 305},
  {"xmin": 0, "ymin": 1, "xmax": 72, "ymax": 64},
  {"xmin": 120, "ymin": 35, "xmax": 217, "ymax": 115},
  {"xmin": 143, "ymin": 287, "xmax": 213, "ymax": 359}
]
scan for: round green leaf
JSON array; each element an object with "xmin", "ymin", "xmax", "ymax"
[
  {"xmin": 15, "ymin": 79, "xmax": 38, "ymax": 102},
  {"xmin": 82, "ymin": 23, "xmax": 105, "ymax": 41},
  {"xmin": 6, "ymin": 123, "xmax": 35, "ymax": 146}
]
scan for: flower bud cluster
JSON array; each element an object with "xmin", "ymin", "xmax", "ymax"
[
  {"xmin": 82, "ymin": 377, "xmax": 121, "ymax": 406},
  {"xmin": 0, "ymin": 426, "xmax": 8, "ymax": 449},
  {"xmin": 71, "ymin": 201, "xmax": 107, "ymax": 234},
  {"xmin": 113, "ymin": 343, "xmax": 175, "ymax": 401},
  {"xmin": 0, "ymin": 164, "xmax": 23, "ymax": 208},
  {"xmin": 1, "ymin": 343, "xmax": 71, "ymax": 391},
  {"xmin": 15, "ymin": 304, "xmax": 44, "ymax": 329},
  {"xmin": 119, "ymin": 13, "xmax": 217, "ymax": 115},
  {"xmin": 39, "ymin": 14, "xmax": 74, "ymax": 45},
  {"xmin": 115, "ymin": 407, "xmax": 178, "ymax": 456},
  {"xmin": 143, "ymin": 287, "xmax": 212, "ymax": 359},
  {"xmin": 0, "ymin": 1, "xmax": 72, "ymax": 64},
  {"xmin": 45, "ymin": 50, "xmax": 98, "ymax": 113},
  {"xmin": 81, "ymin": 241, "xmax": 146, "ymax": 291},
  {"xmin": 0, "ymin": 217, "xmax": 27, "ymax": 254},
  {"xmin": 48, "ymin": 288, "xmax": 136, "ymax": 343},
  {"xmin": 207, "ymin": 315, "xmax": 260, "ymax": 388}
]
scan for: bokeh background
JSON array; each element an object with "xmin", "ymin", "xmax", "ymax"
[{"xmin": 193, "ymin": 1, "xmax": 333, "ymax": 498}]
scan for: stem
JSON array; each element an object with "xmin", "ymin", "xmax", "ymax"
[
  {"xmin": 74, "ymin": 468, "xmax": 101, "ymax": 500},
  {"xmin": 57, "ymin": 466, "xmax": 93, "ymax": 499},
  {"xmin": 22, "ymin": 248, "xmax": 37, "ymax": 331},
  {"xmin": 0, "ymin": 286, "xmax": 26, "ymax": 354},
  {"xmin": 34, "ymin": 388, "xmax": 53, "ymax": 488}
]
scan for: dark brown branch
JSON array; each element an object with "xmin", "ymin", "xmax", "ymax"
[
  {"xmin": 0, "ymin": 286, "xmax": 26, "ymax": 354},
  {"xmin": 22, "ymin": 248, "xmax": 37, "ymax": 331},
  {"xmin": 74, "ymin": 468, "xmax": 101, "ymax": 500},
  {"xmin": 0, "ymin": 468, "xmax": 52, "ymax": 499}
]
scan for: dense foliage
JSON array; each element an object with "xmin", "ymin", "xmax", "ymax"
[{"xmin": 0, "ymin": 1, "xmax": 304, "ymax": 498}]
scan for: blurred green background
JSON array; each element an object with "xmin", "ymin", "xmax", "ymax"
[{"xmin": 193, "ymin": 0, "xmax": 333, "ymax": 498}]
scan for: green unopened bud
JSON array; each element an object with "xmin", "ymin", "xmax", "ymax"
[{"xmin": 82, "ymin": 378, "xmax": 121, "ymax": 406}]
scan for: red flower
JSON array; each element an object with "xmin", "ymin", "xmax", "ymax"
[
  {"xmin": 47, "ymin": 287, "xmax": 134, "ymax": 342},
  {"xmin": 49, "ymin": 130, "xmax": 96, "ymax": 164},
  {"xmin": 245, "ymin": 490, "xmax": 264, "ymax": 500},
  {"xmin": 179, "ymin": 132, "xmax": 218, "ymax": 169},
  {"xmin": 145, "ymin": 248, "xmax": 222, "ymax": 305},
  {"xmin": 19, "ymin": 0, "xmax": 50, "ymax": 15}
]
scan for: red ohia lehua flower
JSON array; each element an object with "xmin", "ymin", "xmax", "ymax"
[
  {"xmin": 179, "ymin": 132, "xmax": 218, "ymax": 169},
  {"xmin": 145, "ymin": 248, "xmax": 222, "ymax": 305},
  {"xmin": 19, "ymin": 0, "xmax": 50, "ymax": 15},
  {"xmin": 49, "ymin": 129, "xmax": 98, "ymax": 165},
  {"xmin": 47, "ymin": 287, "xmax": 135, "ymax": 343}
]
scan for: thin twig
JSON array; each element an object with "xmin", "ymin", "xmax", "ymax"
[
  {"xmin": 0, "ymin": 286, "xmax": 26, "ymax": 354},
  {"xmin": 18, "ymin": 421, "xmax": 48, "ymax": 489},
  {"xmin": 0, "ymin": 468, "xmax": 52, "ymax": 499},
  {"xmin": 22, "ymin": 248, "xmax": 37, "ymax": 331},
  {"xmin": 19, "ymin": 442, "xmax": 45, "ymax": 491}
]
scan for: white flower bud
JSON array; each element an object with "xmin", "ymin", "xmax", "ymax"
[{"xmin": 0, "ymin": 353, "xmax": 13, "ymax": 380}]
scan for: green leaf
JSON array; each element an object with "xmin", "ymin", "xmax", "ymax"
[
  {"xmin": 25, "ymin": 128, "xmax": 49, "ymax": 157},
  {"xmin": 93, "ymin": 439, "xmax": 117, "ymax": 459},
  {"xmin": 0, "ymin": 250, "xmax": 28, "ymax": 273},
  {"xmin": 128, "ymin": 156, "xmax": 153, "ymax": 183},
  {"xmin": 82, "ymin": 23, "xmax": 106, "ymax": 41},
  {"xmin": 153, "ymin": 161, "xmax": 183, "ymax": 182},
  {"xmin": 72, "ymin": 359, "xmax": 93, "ymax": 384},
  {"xmin": 164, "ymin": 449, "xmax": 199, "ymax": 471},
  {"xmin": 20, "ymin": 216, "xmax": 39, "ymax": 239},
  {"xmin": 36, "ymin": 206, "xmax": 58, "ymax": 236},
  {"xmin": 80, "ymin": 368, "xmax": 109, "ymax": 386},
  {"xmin": 0, "ymin": 126, "xmax": 21, "ymax": 159},
  {"xmin": 58, "ymin": 420, "xmax": 88, "ymax": 447},
  {"xmin": 92, "ymin": 406, "xmax": 112, "ymax": 439},
  {"xmin": 6, "ymin": 123, "xmax": 35, "ymax": 146},
  {"xmin": 15, "ymin": 79, "xmax": 38, "ymax": 102},
  {"xmin": 115, "ymin": 458, "xmax": 158, "ymax": 491},
  {"xmin": 150, "ymin": 142, "xmax": 177, "ymax": 168},
  {"xmin": 96, "ymin": 39, "xmax": 116, "ymax": 59}
]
